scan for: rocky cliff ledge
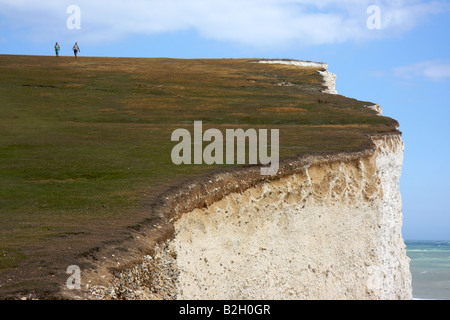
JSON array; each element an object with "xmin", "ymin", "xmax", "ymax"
[{"xmin": 74, "ymin": 60, "xmax": 412, "ymax": 300}]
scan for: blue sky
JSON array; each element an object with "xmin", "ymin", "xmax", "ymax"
[{"xmin": 0, "ymin": 0, "xmax": 449, "ymax": 240}]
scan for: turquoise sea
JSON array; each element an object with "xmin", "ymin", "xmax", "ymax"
[{"xmin": 405, "ymin": 240, "xmax": 450, "ymax": 300}]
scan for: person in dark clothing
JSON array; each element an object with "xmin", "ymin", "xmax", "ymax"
[{"xmin": 72, "ymin": 42, "xmax": 80, "ymax": 58}]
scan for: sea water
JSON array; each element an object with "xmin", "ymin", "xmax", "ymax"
[{"xmin": 405, "ymin": 240, "xmax": 450, "ymax": 300}]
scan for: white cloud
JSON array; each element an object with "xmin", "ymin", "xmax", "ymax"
[
  {"xmin": 394, "ymin": 60, "xmax": 450, "ymax": 81},
  {"xmin": 0, "ymin": 0, "xmax": 448, "ymax": 47}
]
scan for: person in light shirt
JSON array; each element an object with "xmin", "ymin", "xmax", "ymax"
[{"xmin": 72, "ymin": 42, "xmax": 80, "ymax": 58}]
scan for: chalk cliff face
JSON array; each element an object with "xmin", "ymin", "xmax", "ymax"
[
  {"xmin": 170, "ymin": 134, "xmax": 411, "ymax": 299},
  {"xmin": 88, "ymin": 134, "xmax": 412, "ymax": 300}
]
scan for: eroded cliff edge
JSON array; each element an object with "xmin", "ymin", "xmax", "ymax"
[
  {"xmin": 172, "ymin": 135, "xmax": 411, "ymax": 300},
  {"xmin": 73, "ymin": 60, "xmax": 412, "ymax": 300},
  {"xmin": 84, "ymin": 133, "xmax": 412, "ymax": 300}
]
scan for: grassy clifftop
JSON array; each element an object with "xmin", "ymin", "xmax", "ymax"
[{"xmin": 0, "ymin": 55, "xmax": 398, "ymax": 298}]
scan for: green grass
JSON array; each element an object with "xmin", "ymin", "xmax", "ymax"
[{"xmin": 0, "ymin": 54, "xmax": 397, "ymax": 297}]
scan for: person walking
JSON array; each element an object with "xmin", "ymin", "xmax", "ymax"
[
  {"xmin": 72, "ymin": 42, "xmax": 80, "ymax": 58},
  {"xmin": 54, "ymin": 42, "xmax": 60, "ymax": 57}
]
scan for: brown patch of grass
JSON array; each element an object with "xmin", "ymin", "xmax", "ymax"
[
  {"xmin": 63, "ymin": 83, "xmax": 84, "ymax": 89},
  {"xmin": 306, "ymin": 124, "xmax": 371, "ymax": 129},
  {"xmin": 230, "ymin": 113, "xmax": 248, "ymax": 117},
  {"xmin": 260, "ymin": 107, "xmax": 307, "ymax": 113}
]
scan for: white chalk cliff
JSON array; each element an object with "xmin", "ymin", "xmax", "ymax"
[
  {"xmin": 169, "ymin": 135, "xmax": 411, "ymax": 299},
  {"xmin": 85, "ymin": 61, "xmax": 412, "ymax": 300}
]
